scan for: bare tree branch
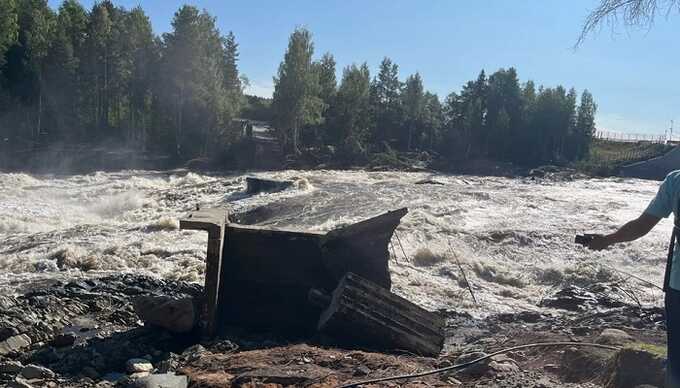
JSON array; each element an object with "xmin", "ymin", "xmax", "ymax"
[{"xmin": 576, "ymin": 0, "xmax": 680, "ymax": 46}]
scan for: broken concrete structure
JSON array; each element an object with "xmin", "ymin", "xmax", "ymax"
[{"xmin": 180, "ymin": 203, "xmax": 444, "ymax": 356}]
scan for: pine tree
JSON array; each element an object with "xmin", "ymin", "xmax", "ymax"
[
  {"xmin": 575, "ymin": 90, "xmax": 597, "ymax": 159},
  {"xmin": 271, "ymin": 27, "xmax": 323, "ymax": 153},
  {"xmin": 369, "ymin": 57, "xmax": 402, "ymax": 147},
  {"xmin": 0, "ymin": 0, "xmax": 18, "ymax": 71},
  {"xmin": 402, "ymin": 72, "xmax": 425, "ymax": 150}
]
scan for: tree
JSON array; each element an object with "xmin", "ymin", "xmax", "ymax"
[
  {"xmin": 327, "ymin": 63, "xmax": 370, "ymax": 149},
  {"xmin": 316, "ymin": 52, "xmax": 336, "ymax": 107},
  {"xmin": 159, "ymin": 5, "xmax": 236, "ymax": 158},
  {"xmin": 575, "ymin": 90, "xmax": 597, "ymax": 158},
  {"xmin": 369, "ymin": 57, "xmax": 402, "ymax": 147},
  {"xmin": 16, "ymin": 0, "xmax": 54, "ymax": 139},
  {"xmin": 402, "ymin": 72, "xmax": 425, "ymax": 150},
  {"xmin": 271, "ymin": 27, "xmax": 323, "ymax": 153},
  {"xmin": 579, "ymin": 0, "xmax": 680, "ymax": 45},
  {"xmin": 422, "ymin": 92, "xmax": 443, "ymax": 150},
  {"xmin": 0, "ymin": 0, "xmax": 18, "ymax": 71}
]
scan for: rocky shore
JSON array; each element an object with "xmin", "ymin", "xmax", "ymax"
[{"xmin": 0, "ymin": 273, "xmax": 668, "ymax": 387}]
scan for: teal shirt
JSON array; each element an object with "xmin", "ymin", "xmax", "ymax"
[{"xmin": 644, "ymin": 170, "xmax": 680, "ymax": 290}]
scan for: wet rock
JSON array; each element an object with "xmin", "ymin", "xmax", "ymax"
[
  {"xmin": 415, "ymin": 179, "xmax": 445, "ymax": 185},
  {"xmin": 0, "ymin": 327, "xmax": 20, "ymax": 341},
  {"xmin": 8, "ymin": 378, "xmax": 33, "ymax": 388},
  {"xmin": 488, "ymin": 354, "xmax": 520, "ymax": 373},
  {"xmin": 126, "ymin": 359, "xmax": 154, "ymax": 374},
  {"xmin": 596, "ymin": 328, "xmax": 634, "ymax": 346},
  {"xmin": 454, "ymin": 351, "xmax": 489, "ymax": 375},
  {"xmin": 352, "ymin": 365, "xmax": 371, "ymax": 377},
  {"xmin": 81, "ymin": 366, "xmax": 100, "ymax": 380},
  {"xmin": 21, "ymin": 364, "xmax": 55, "ymax": 379},
  {"xmin": 181, "ymin": 344, "xmax": 206, "ymax": 362},
  {"xmin": 50, "ymin": 333, "xmax": 76, "ymax": 348},
  {"xmin": 0, "ymin": 360, "xmax": 24, "ymax": 374},
  {"xmin": 102, "ymin": 372, "xmax": 126, "ymax": 383},
  {"xmin": 540, "ymin": 285, "xmax": 624, "ymax": 312},
  {"xmin": 560, "ymin": 346, "xmax": 612, "ymax": 382},
  {"xmin": 127, "ymin": 373, "xmax": 188, "ymax": 388},
  {"xmin": 606, "ymin": 344, "xmax": 666, "ymax": 388},
  {"xmin": 0, "ymin": 334, "xmax": 32, "ymax": 355},
  {"xmin": 133, "ymin": 296, "xmax": 195, "ymax": 333},
  {"xmin": 245, "ymin": 177, "xmax": 293, "ymax": 194}
]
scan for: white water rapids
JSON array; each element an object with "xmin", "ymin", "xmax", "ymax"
[{"xmin": 0, "ymin": 169, "xmax": 670, "ymax": 315}]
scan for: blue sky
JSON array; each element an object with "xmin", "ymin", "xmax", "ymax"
[{"xmin": 48, "ymin": 0, "xmax": 679, "ymax": 135}]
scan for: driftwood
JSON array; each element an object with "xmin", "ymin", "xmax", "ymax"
[{"xmin": 316, "ymin": 272, "xmax": 444, "ymax": 357}]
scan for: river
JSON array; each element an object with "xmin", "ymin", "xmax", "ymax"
[{"xmin": 0, "ymin": 169, "xmax": 670, "ymax": 315}]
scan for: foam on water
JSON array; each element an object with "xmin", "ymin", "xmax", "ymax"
[{"xmin": 0, "ymin": 169, "xmax": 669, "ymax": 315}]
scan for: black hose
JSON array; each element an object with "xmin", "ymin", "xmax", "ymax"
[{"xmin": 338, "ymin": 341, "xmax": 620, "ymax": 388}]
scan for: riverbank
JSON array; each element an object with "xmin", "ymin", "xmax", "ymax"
[{"xmin": 0, "ymin": 273, "xmax": 666, "ymax": 387}]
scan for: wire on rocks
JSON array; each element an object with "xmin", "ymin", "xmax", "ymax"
[
  {"xmin": 394, "ymin": 230, "xmax": 409, "ymax": 263},
  {"xmin": 337, "ymin": 341, "xmax": 621, "ymax": 388}
]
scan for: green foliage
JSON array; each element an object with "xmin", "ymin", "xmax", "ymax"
[
  {"xmin": 272, "ymin": 27, "xmax": 324, "ymax": 153},
  {"xmin": 0, "ymin": 1, "xmax": 243, "ymax": 162}
]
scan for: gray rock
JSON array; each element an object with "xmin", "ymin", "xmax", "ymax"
[
  {"xmin": 597, "ymin": 328, "xmax": 634, "ymax": 346},
  {"xmin": 0, "ymin": 360, "xmax": 24, "ymax": 374},
  {"xmin": 128, "ymin": 373, "xmax": 188, "ymax": 388},
  {"xmin": 0, "ymin": 334, "xmax": 32, "ymax": 355},
  {"xmin": 82, "ymin": 366, "xmax": 100, "ymax": 379},
  {"xmin": 606, "ymin": 345, "xmax": 666, "ymax": 388},
  {"xmin": 50, "ymin": 333, "xmax": 76, "ymax": 348},
  {"xmin": 8, "ymin": 378, "xmax": 33, "ymax": 388},
  {"xmin": 126, "ymin": 358, "xmax": 154, "ymax": 374},
  {"xmin": 454, "ymin": 351, "xmax": 489, "ymax": 375},
  {"xmin": 488, "ymin": 354, "xmax": 520, "ymax": 373},
  {"xmin": 0, "ymin": 327, "xmax": 19, "ymax": 341},
  {"xmin": 133, "ymin": 296, "xmax": 195, "ymax": 333},
  {"xmin": 102, "ymin": 372, "xmax": 126, "ymax": 382},
  {"xmin": 21, "ymin": 364, "xmax": 55, "ymax": 379}
]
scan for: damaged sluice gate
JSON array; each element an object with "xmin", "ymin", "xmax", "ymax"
[{"xmin": 176, "ymin": 178, "xmax": 445, "ymax": 357}]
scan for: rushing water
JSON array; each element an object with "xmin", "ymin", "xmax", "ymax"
[{"xmin": 0, "ymin": 169, "xmax": 670, "ymax": 315}]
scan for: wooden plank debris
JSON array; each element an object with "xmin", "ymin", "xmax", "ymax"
[{"xmin": 317, "ymin": 272, "xmax": 444, "ymax": 357}]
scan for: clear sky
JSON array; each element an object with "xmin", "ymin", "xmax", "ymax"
[{"xmin": 48, "ymin": 0, "xmax": 680, "ymax": 135}]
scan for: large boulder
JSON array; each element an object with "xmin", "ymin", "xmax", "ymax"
[
  {"xmin": 606, "ymin": 343, "xmax": 666, "ymax": 388},
  {"xmin": 133, "ymin": 296, "xmax": 195, "ymax": 333},
  {"xmin": 560, "ymin": 346, "xmax": 613, "ymax": 383},
  {"xmin": 596, "ymin": 328, "xmax": 634, "ymax": 346}
]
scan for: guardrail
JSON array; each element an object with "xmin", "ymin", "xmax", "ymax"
[{"xmin": 595, "ymin": 131, "xmax": 678, "ymax": 144}]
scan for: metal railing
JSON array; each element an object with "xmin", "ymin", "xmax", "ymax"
[{"xmin": 595, "ymin": 130, "xmax": 679, "ymax": 144}]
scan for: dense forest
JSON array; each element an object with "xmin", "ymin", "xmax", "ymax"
[{"xmin": 0, "ymin": 0, "xmax": 597, "ymax": 168}]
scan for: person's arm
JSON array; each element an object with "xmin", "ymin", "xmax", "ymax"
[{"xmin": 588, "ymin": 213, "xmax": 661, "ymax": 250}]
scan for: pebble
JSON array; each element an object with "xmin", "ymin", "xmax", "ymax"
[
  {"xmin": 21, "ymin": 364, "xmax": 55, "ymax": 379},
  {"xmin": 126, "ymin": 358, "xmax": 154, "ymax": 374},
  {"xmin": 0, "ymin": 334, "xmax": 32, "ymax": 355},
  {"xmin": 0, "ymin": 360, "xmax": 24, "ymax": 374}
]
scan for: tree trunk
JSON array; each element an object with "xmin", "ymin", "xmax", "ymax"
[{"xmin": 36, "ymin": 72, "xmax": 42, "ymax": 141}]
